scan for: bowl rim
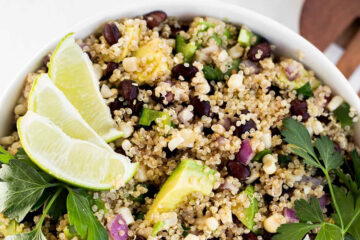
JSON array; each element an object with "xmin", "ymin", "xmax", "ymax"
[{"xmin": 1, "ymin": 0, "xmax": 359, "ymax": 141}]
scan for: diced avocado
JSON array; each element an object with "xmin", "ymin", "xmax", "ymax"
[
  {"xmin": 334, "ymin": 102, "xmax": 353, "ymax": 127},
  {"xmin": 278, "ymin": 68, "xmax": 322, "ymax": 91},
  {"xmin": 139, "ymin": 108, "xmax": 171, "ymax": 128},
  {"xmin": 151, "ymin": 221, "xmax": 165, "ymax": 236},
  {"xmin": 114, "ymin": 25, "xmax": 141, "ymax": 62},
  {"xmin": 64, "ymin": 225, "xmax": 81, "ymax": 239},
  {"xmin": 0, "ymin": 218, "xmax": 22, "ymax": 237},
  {"xmin": 146, "ymin": 159, "xmax": 217, "ymax": 221},
  {"xmin": 203, "ymin": 65, "xmax": 224, "ymax": 81},
  {"xmin": 296, "ymin": 82, "xmax": 314, "ymax": 99},
  {"xmin": 176, "ymin": 35, "xmax": 197, "ymax": 63},
  {"xmin": 232, "ymin": 186, "xmax": 258, "ymax": 231},
  {"xmin": 253, "ymin": 149, "xmax": 272, "ymax": 162},
  {"xmin": 134, "ymin": 38, "xmax": 170, "ymax": 84},
  {"xmin": 238, "ymin": 27, "xmax": 253, "ymax": 47}
]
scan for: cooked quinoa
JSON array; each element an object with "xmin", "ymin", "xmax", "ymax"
[{"xmin": 1, "ymin": 11, "xmax": 359, "ymax": 240}]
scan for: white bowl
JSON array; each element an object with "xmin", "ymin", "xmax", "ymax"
[{"xmin": 1, "ymin": 0, "xmax": 359, "ymax": 142}]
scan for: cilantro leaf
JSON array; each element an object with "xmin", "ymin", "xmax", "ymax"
[
  {"xmin": 0, "ymin": 160, "xmax": 49, "ymax": 221},
  {"xmin": 281, "ymin": 118, "xmax": 319, "ymax": 167},
  {"xmin": 315, "ymin": 136, "xmax": 343, "ymax": 171},
  {"xmin": 273, "ymin": 223, "xmax": 320, "ymax": 240},
  {"xmin": 0, "ymin": 146, "xmax": 13, "ymax": 164},
  {"xmin": 294, "ymin": 197, "xmax": 324, "ymax": 223},
  {"xmin": 296, "ymin": 82, "xmax": 314, "ymax": 99},
  {"xmin": 315, "ymin": 223, "xmax": 342, "ymax": 240},
  {"xmin": 67, "ymin": 189, "xmax": 108, "ymax": 240},
  {"xmin": 4, "ymin": 227, "xmax": 46, "ymax": 240}
]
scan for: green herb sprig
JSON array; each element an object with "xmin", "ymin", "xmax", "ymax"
[
  {"xmin": 0, "ymin": 148, "xmax": 108, "ymax": 240},
  {"xmin": 274, "ymin": 118, "xmax": 360, "ymax": 240}
]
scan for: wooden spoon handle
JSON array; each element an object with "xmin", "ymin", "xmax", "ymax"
[{"xmin": 337, "ymin": 28, "xmax": 360, "ymax": 79}]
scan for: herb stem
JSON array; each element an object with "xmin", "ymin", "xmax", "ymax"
[
  {"xmin": 323, "ymin": 170, "xmax": 344, "ymax": 230},
  {"xmin": 37, "ymin": 187, "xmax": 63, "ymax": 228},
  {"xmin": 343, "ymin": 206, "xmax": 360, "ymax": 233},
  {"xmin": 45, "ymin": 183, "xmax": 62, "ymax": 188}
]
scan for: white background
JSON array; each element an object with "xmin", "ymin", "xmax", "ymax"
[{"xmin": 0, "ymin": 0, "xmax": 358, "ymax": 98}]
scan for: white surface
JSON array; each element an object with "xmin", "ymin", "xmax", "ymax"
[
  {"xmin": 1, "ymin": 0, "xmax": 360, "ymax": 142},
  {"xmin": 0, "ymin": 0, "xmax": 304, "ymax": 99}
]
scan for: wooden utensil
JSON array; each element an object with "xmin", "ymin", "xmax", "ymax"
[{"xmin": 300, "ymin": 0, "xmax": 360, "ymax": 79}]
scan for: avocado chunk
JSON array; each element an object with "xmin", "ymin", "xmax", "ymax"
[
  {"xmin": 232, "ymin": 185, "xmax": 258, "ymax": 231},
  {"xmin": 175, "ymin": 35, "xmax": 197, "ymax": 63},
  {"xmin": 151, "ymin": 221, "xmax": 165, "ymax": 236},
  {"xmin": 0, "ymin": 218, "xmax": 22, "ymax": 237},
  {"xmin": 278, "ymin": 67, "xmax": 321, "ymax": 91},
  {"xmin": 146, "ymin": 159, "xmax": 217, "ymax": 221},
  {"xmin": 238, "ymin": 27, "xmax": 253, "ymax": 47},
  {"xmin": 134, "ymin": 38, "xmax": 170, "ymax": 85},
  {"xmin": 139, "ymin": 108, "xmax": 171, "ymax": 128}
]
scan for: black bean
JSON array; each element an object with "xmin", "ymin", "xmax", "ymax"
[
  {"xmin": 241, "ymin": 109, "xmax": 250, "ymax": 115},
  {"xmin": 191, "ymin": 96, "xmax": 211, "ymax": 117},
  {"xmin": 203, "ymin": 127, "xmax": 214, "ymax": 136},
  {"xmin": 234, "ymin": 119, "xmax": 257, "ymax": 138},
  {"xmin": 103, "ymin": 23, "xmax": 121, "ymax": 45},
  {"xmin": 242, "ymin": 232, "xmax": 258, "ymax": 240},
  {"xmin": 144, "ymin": 10, "xmax": 167, "ymax": 28},
  {"xmin": 317, "ymin": 115, "xmax": 330, "ymax": 125},
  {"xmin": 270, "ymin": 127, "xmax": 282, "ymax": 136},
  {"xmin": 115, "ymin": 147, "xmax": 126, "ymax": 155},
  {"xmin": 163, "ymin": 147, "xmax": 178, "ymax": 158},
  {"xmin": 109, "ymin": 98, "xmax": 122, "ymax": 117},
  {"xmin": 172, "ymin": 64, "xmax": 198, "ymax": 81},
  {"xmin": 247, "ymin": 42, "xmax": 271, "ymax": 62},
  {"xmin": 135, "ymin": 236, "xmax": 146, "ymax": 240},
  {"xmin": 227, "ymin": 161, "xmax": 250, "ymax": 181},
  {"xmin": 118, "ymin": 80, "xmax": 139, "ymax": 101},
  {"xmin": 102, "ymin": 62, "xmax": 118, "ymax": 80},
  {"xmin": 151, "ymin": 91, "xmax": 174, "ymax": 105},
  {"xmin": 128, "ymin": 100, "xmax": 143, "ymax": 116},
  {"xmin": 290, "ymin": 99, "xmax": 310, "ymax": 122},
  {"xmin": 267, "ymin": 85, "xmax": 281, "ymax": 97}
]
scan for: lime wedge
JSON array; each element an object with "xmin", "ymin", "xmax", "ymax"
[
  {"xmin": 17, "ymin": 111, "xmax": 138, "ymax": 190},
  {"xmin": 48, "ymin": 33, "xmax": 122, "ymax": 142},
  {"xmin": 28, "ymin": 74, "xmax": 111, "ymax": 150}
]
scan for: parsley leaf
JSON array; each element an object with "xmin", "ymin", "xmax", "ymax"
[
  {"xmin": 315, "ymin": 136, "xmax": 343, "ymax": 171},
  {"xmin": 351, "ymin": 150, "xmax": 360, "ymax": 186},
  {"xmin": 0, "ymin": 160, "xmax": 49, "ymax": 221},
  {"xmin": 67, "ymin": 189, "xmax": 108, "ymax": 240},
  {"xmin": 281, "ymin": 118, "xmax": 320, "ymax": 168},
  {"xmin": 273, "ymin": 223, "xmax": 320, "ymax": 240},
  {"xmin": 335, "ymin": 169, "xmax": 360, "ymax": 198},
  {"xmin": 316, "ymin": 223, "xmax": 343, "ymax": 240},
  {"xmin": 5, "ymin": 227, "xmax": 46, "ymax": 240},
  {"xmin": 296, "ymin": 82, "xmax": 314, "ymax": 99},
  {"xmin": 0, "ymin": 146, "xmax": 13, "ymax": 164},
  {"xmin": 294, "ymin": 197, "xmax": 324, "ymax": 223},
  {"xmin": 333, "ymin": 102, "xmax": 352, "ymax": 127}
]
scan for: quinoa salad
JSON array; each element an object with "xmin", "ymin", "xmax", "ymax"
[{"xmin": 1, "ymin": 10, "xmax": 360, "ymax": 240}]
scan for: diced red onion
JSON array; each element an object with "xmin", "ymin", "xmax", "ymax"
[
  {"xmin": 235, "ymin": 139, "xmax": 254, "ymax": 165},
  {"xmin": 301, "ymin": 176, "xmax": 322, "ymax": 189},
  {"xmin": 318, "ymin": 194, "xmax": 330, "ymax": 211},
  {"xmin": 284, "ymin": 208, "xmax": 299, "ymax": 223},
  {"xmin": 107, "ymin": 214, "xmax": 128, "ymax": 240},
  {"xmin": 220, "ymin": 178, "xmax": 238, "ymax": 193}
]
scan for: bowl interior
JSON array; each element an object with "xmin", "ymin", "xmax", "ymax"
[{"xmin": 1, "ymin": 0, "xmax": 359, "ymax": 142}]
